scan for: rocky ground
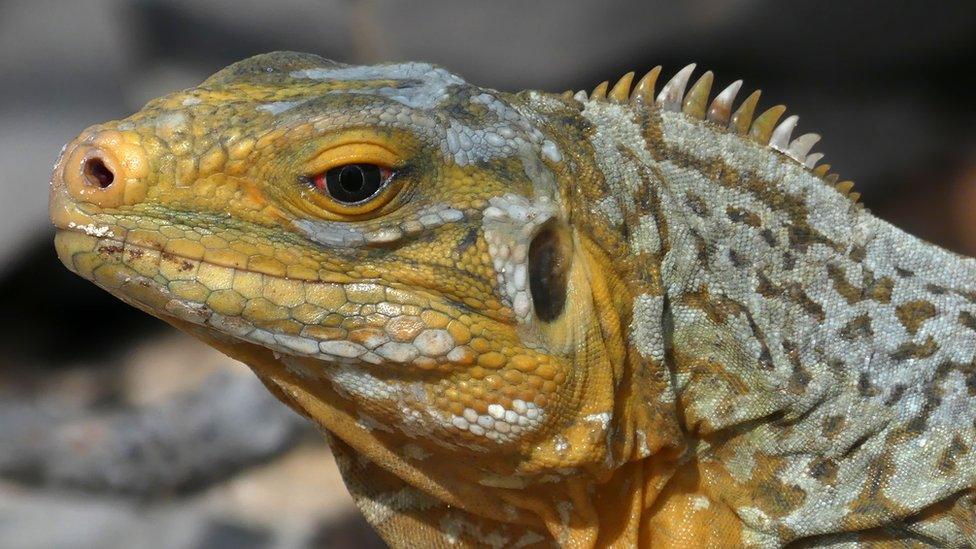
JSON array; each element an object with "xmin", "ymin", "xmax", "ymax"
[{"xmin": 0, "ymin": 332, "xmax": 383, "ymax": 549}]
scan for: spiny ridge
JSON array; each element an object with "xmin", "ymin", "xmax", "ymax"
[{"xmin": 580, "ymin": 64, "xmax": 857, "ymax": 202}]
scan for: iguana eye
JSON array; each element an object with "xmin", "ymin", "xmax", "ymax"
[
  {"xmin": 311, "ymin": 163, "xmax": 393, "ymax": 204},
  {"xmin": 299, "ymin": 140, "xmax": 403, "ymax": 216}
]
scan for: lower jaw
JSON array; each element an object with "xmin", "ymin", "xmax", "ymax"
[
  {"xmin": 55, "ymin": 230, "xmax": 558, "ymax": 456},
  {"xmin": 53, "ymin": 229, "xmax": 480, "ymax": 373}
]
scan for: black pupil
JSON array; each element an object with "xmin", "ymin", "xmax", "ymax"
[{"xmin": 325, "ymin": 164, "xmax": 384, "ymax": 203}]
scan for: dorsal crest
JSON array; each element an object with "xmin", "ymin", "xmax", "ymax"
[{"xmin": 566, "ymin": 64, "xmax": 858, "ymax": 202}]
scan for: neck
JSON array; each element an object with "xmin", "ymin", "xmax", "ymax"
[{"xmin": 570, "ymin": 96, "xmax": 976, "ymax": 543}]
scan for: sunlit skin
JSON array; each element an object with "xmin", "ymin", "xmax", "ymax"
[{"xmin": 50, "ymin": 52, "xmax": 976, "ymax": 547}]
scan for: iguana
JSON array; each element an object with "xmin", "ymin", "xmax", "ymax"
[{"xmin": 49, "ymin": 51, "xmax": 976, "ymax": 547}]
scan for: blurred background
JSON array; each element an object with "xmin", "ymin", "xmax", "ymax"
[{"xmin": 1, "ymin": 1, "xmax": 976, "ymax": 547}]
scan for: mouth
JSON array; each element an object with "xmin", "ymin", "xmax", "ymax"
[
  {"xmin": 53, "ymin": 228, "xmax": 479, "ymax": 370},
  {"xmin": 54, "ymin": 225, "xmax": 558, "ymax": 448}
]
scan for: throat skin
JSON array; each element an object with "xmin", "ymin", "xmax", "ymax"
[{"xmin": 168, "ymin": 238, "xmax": 692, "ymax": 548}]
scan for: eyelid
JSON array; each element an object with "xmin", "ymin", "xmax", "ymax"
[
  {"xmin": 304, "ymin": 142, "xmax": 400, "ymax": 175},
  {"xmin": 294, "ymin": 139, "xmax": 407, "ymax": 219}
]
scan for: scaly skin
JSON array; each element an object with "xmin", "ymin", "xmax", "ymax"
[{"xmin": 50, "ymin": 52, "xmax": 975, "ymax": 547}]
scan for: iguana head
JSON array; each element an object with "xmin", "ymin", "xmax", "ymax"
[{"xmin": 50, "ymin": 52, "xmax": 666, "ymax": 503}]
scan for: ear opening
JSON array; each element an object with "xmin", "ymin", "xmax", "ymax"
[{"xmin": 528, "ymin": 219, "xmax": 574, "ymax": 323}]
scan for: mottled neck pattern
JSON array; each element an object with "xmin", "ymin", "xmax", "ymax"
[{"xmin": 570, "ymin": 86, "xmax": 976, "ymax": 543}]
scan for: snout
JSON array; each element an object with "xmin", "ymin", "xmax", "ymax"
[
  {"xmin": 49, "ymin": 128, "xmax": 149, "ymax": 235},
  {"xmin": 50, "ymin": 128, "xmax": 149, "ymax": 229}
]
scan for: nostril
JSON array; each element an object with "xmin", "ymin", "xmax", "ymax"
[
  {"xmin": 83, "ymin": 157, "xmax": 115, "ymax": 188},
  {"xmin": 58, "ymin": 140, "xmax": 131, "ymax": 208}
]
